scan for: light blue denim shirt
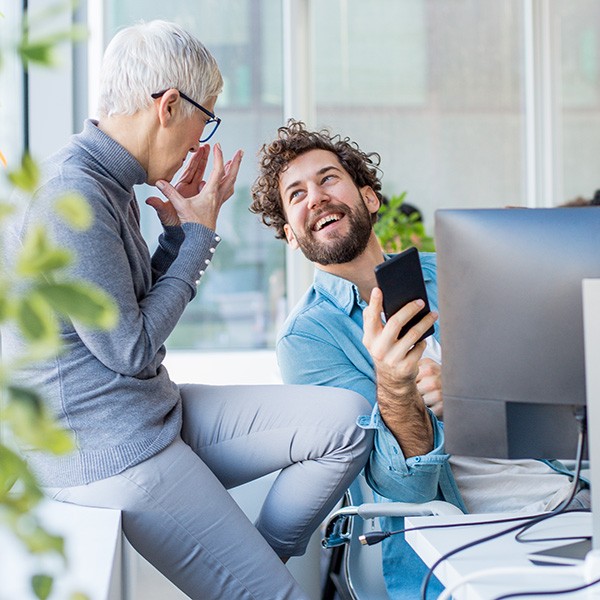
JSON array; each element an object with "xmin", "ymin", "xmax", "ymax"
[
  {"xmin": 277, "ymin": 252, "xmax": 455, "ymax": 598},
  {"xmin": 277, "ymin": 253, "xmax": 465, "ymax": 505}
]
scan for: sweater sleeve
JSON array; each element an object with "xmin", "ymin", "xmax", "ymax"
[
  {"xmin": 37, "ymin": 176, "xmax": 218, "ymax": 376},
  {"xmin": 151, "ymin": 225, "xmax": 186, "ymax": 282}
]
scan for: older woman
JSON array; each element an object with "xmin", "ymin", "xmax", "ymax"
[{"xmin": 3, "ymin": 21, "xmax": 372, "ymax": 599}]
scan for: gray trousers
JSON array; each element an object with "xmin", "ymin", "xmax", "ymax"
[{"xmin": 46, "ymin": 384, "xmax": 372, "ymax": 600}]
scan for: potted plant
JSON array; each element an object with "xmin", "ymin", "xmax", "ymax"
[{"xmin": 374, "ymin": 191, "xmax": 435, "ymax": 253}]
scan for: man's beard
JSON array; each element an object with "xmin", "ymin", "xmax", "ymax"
[{"xmin": 291, "ymin": 196, "xmax": 373, "ymax": 266}]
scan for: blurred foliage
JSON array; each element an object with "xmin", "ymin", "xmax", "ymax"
[
  {"xmin": 374, "ymin": 192, "xmax": 435, "ymax": 253},
  {"xmin": 1, "ymin": 4, "xmax": 117, "ymax": 599}
]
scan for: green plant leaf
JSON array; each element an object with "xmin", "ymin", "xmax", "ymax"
[
  {"xmin": 31, "ymin": 573, "xmax": 53, "ymax": 600},
  {"xmin": 7, "ymin": 385, "xmax": 43, "ymax": 415},
  {"xmin": 18, "ymin": 43, "xmax": 55, "ymax": 67},
  {"xmin": 23, "ymin": 0, "xmax": 78, "ymax": 25},
  {"xmin": 22, "ymin": 522, "xmax": 65, "ymax": 555},
  {"xmin": 0, "ymin": 200, "xmax": 16, "ymax": 219},
  {"xmin": 15, "ymin": 292, "xmax": 59, "ymax": 344},
  {"xmin": 0, "ymin": 445, "xmax": 43, "ymax": 508},
  {"xmin": 54, "ymin": 192, "xmax": 93, "ymax": 230},
  {"xmin": 36, "ymin": 281, "xmax": 118, "ymax": 330},
  {"xmin": 19, "ymin": 1, "xmax": 88, "ymax": 68},
  {"xmin": 374, "ymin": 192, "xmax": 435, "ymax": 253},
  {"xmin": 69, "ymin": 593, "xmax": 91, "ymax": 600},
  {"xmin": 7, "ymin": 153, "xmax": 39, "ymax": 193},
  {"xmin": 5, "ymin": 387, "xmax": 75, "ymax": 454},
  {"xmin": 17, "ymin": 225, "xmax": 72, "ymax": 276},
  {"xmin": 0, "ymin": 291, "xmax": 8, "ymax": 322},
  {"xmin": 0, "ymin": 446, "xmax": 27, "ymax": 499},
  {"xmin": 19, "ymin": 32, "xmax": 88, "ymax": 68}
]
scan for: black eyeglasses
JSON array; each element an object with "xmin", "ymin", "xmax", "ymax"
[{"xmin": 151, "ymin": 89, "xmax": 221, "ymax": 142}]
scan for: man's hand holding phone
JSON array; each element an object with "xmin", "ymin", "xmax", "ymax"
[
  {"xmin": 374, "ymin": 247, "xmax": 435, "ymax": 343},
  {"xmin": 363, "ymin": 287, "xmax": 438, "ymax": 457}
]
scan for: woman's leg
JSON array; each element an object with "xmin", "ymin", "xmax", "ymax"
[
  {"xmin": 47, "ymin": 437, "xmax": 309, "ymax": 600},
  {"xmin": 179, "ymin": 383, "xmax": 373, "ymax": 557}
]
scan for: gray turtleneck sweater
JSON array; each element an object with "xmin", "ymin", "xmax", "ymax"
[{"xmin": 3, "ymin": 119, "xmax": 219, "ymax": 486}]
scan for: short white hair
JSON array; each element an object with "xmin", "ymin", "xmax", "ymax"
[{"xmin": 97, "ymin": 20, "xmax": 223, "ymax": 117}]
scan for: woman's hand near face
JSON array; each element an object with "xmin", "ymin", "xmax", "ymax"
[
  {"xmin": 153, "ymin": 144, "xmax": 243, "ymax": 231},
  {"xmin": 145, "ymin": 146, "xmax": 211, "ymax": 227}
]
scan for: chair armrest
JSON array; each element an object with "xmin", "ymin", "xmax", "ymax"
[
  {"xmin": 356, "ymin": 500, "xmax": 463, "ymax": 519},
  {"xmin": 322, "ymin": 500, "xmax": 462, "ymax": 548}
]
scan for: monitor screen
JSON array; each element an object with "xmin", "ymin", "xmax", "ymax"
[{"xmin": 435, "ymin": 207, "xmax": 600, "ymax": 459}]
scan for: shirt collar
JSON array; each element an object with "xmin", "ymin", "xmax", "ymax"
[
  {"xmin": 311, "ymin": 252, "xmax": 432, "ymax": 315},
  {"xmin": 313, "ymin": 267, "xmax": 365, "ymax": 316}
]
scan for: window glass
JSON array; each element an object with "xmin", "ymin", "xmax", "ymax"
[
  {"xmin": 557, "ymin": 0, "xmax": 600, "ymax": 203},
  {"xmin": 103, "ymin": 0, "xmax": 285, "ymax": 350},
  {"xmin": 312, "ymin": 0, "xmax": 526, "ymax": 230},
  {"xmin": 92, "ymin": 0, "xmax": 600, "ymax": 351}
]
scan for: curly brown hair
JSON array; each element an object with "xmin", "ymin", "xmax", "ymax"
[{"xmin": 250, "ymin": 119, "xmax": 383, "ymax": 239}]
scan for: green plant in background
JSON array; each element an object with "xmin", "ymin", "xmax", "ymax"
[
  {"xmin": 374, "ymin": 191, "xmax": 435, "ymax": 253},
  {"xmin": 1, "ymin": 5, "xmax": 117, "ymax": 599}
]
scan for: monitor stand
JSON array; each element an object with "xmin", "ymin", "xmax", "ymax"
[{"xmin": 529, "ymin": 539, "xmax": 591, "ymax": 566}]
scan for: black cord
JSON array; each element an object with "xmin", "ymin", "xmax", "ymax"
[
  {"xmin": 419, "ymin": 412, "xmax": 588, "ymax": 600},
  {"xmin": 418, "ymin": 510, "xmax": 573, "ymax": 600},
  {"xmin": 515, "ymin": 411, "xmax": 587, "ymax": 545},
  {"xmin": 357, "ymin": 411, "xmax": 589, "ymax": 599},
  {"xmin": 360, "ymin": 512, "xmax": 550, "ymax": 546}
]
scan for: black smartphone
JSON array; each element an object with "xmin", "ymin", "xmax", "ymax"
[{"xmin": 374, "ymin": 246, "xmax": 435, "ymax": 342}]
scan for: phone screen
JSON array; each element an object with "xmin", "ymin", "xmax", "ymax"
[{"xmin": 374, "ymin": 246, "xmax": 435, "ymax": 342}]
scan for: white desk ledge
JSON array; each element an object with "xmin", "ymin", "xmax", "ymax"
[{"xmin": 0, "ymin": 499, "xmax": 123, "ymax": 600}]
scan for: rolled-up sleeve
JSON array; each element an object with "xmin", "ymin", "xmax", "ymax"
[{"xmin": 358, "ymin": 404, "xmax": 450, "ymax": 503}]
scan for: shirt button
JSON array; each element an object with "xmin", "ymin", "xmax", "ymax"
[
  {"xmin": 214, "ymin": 235, "xmax": 221, "ymax": 242},
  {"xmin": 199, "ymin": 270, "xmax": 205, "ymax": 276},
  {"xmin": 209, "ymin": 247, "xmax": 216, "ymax": 253},
  {"xmin": 205, "ymin": 259, "xmax": 210, "ymax": 265}
]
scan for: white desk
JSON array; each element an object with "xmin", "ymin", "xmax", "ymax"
[{"xmin": 406, "ymin": 511, "xmax": 599, "ymax": 599}]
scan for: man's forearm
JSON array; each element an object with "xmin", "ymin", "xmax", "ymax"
[{"xmin": 376, "ymin": 378, "xmax": 433, "ymax": 457}]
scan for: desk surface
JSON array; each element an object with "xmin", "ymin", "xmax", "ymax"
[
  {"xmin": 0, "ymin": 500, "xmax": 122, "ymax": 600},
  {"xmin": 406, "ymin": 511, "xmax": 597, "ymax": 599}
]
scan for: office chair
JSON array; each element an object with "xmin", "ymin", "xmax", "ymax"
[{"xmin": 321, "ymin": 473, "xmax": 462, "ymax": 600}]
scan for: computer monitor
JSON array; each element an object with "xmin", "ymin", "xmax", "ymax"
[{"xmin": 435, "ymin": 207, "xmax": 600, "ymax": 460}]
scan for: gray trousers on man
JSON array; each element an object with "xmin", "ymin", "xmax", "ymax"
[{"xmin": 47, "ymin": 384, "xmax": 372, "ymax": 600}]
